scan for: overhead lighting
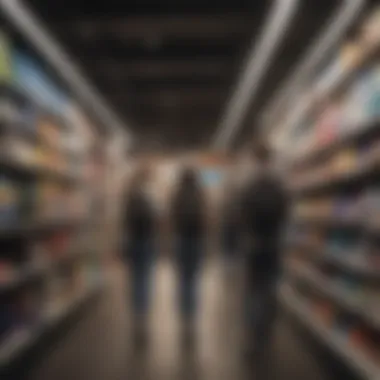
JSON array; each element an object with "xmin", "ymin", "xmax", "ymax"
[
  {"xmin": 261, "ymin": 0, "xmax": 365, "ymax": 134},
  {"xmin": 211, "ymin": 0, "xmax": 299, "ymax": 151}
]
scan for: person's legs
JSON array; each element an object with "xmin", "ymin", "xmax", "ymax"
[
  {"xmin": 180, "ymin": 267, "xmax": 197, "ymax": 319},
  {"xmin": 130, "ymin": 237, "xmax": 154, "ymax": 346},
  {"xmin": 177, "ymin": 236, "xmax": 201, "ymax": 346},
  {"xmin": 246, "ymin": 273, "xmax": 277, "ymax": 354},
  {"xmin": 130, "ymin": 239, "xmax": 152, "ymax": 313},
  {"xmin": 252, "ymin": 276, "xmax": 277, "ymax": 350}
]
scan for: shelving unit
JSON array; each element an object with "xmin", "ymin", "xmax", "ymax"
[
  {"xmin": 283, "ymin": 6, "xmax": 380, "ymax": 379},
  {"xmin": 281, "ymin": 285, "xmax": 380, "ymax": 380},
  {"xmin": 0, "ymin": 278, "xmax": 101, "ymax": 367},
  {"xmin": 0, "ymin": 20, "xmax": 107, "ymax": 373}
]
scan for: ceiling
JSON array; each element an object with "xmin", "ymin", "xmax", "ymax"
[{"xmin": 25, "ymin": 0, "xmax": 347, "ymax": 151}]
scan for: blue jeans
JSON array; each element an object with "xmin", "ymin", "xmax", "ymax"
[
  {"xmin": 222, "ymin": 225, "xmax": 238, "ymax": 262},
  {"xmin": 125, "ymin": 236, "xmax": 154, "ymax": 315},
  {"xmin": 246, "ymin": 272, "xmax": 278, "ymax": 349},
  {"xmin": 176, "ymin": 236, "xmax": 202, "ymax": 318}
]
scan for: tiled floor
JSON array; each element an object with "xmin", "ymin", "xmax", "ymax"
[{"xmin": 27, "ymin": 256, "xmax": 331, "ymax": 380}]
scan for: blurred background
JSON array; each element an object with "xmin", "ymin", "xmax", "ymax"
[{"xmin": 0, "ymin": 0, "xmax": 380, "ymax": 379}]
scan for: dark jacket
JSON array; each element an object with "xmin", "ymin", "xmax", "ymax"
[
  {"xmin": 123, "ymin": 187, "xmax": 155, "ymax": 239},
  {"xmin": 221, "ymin": 188, "xmax": 241, "ymax": 233},
  {"xmin": 240, "ymin": 170, "xmax": 288, "ymax": 274},
  {"xmin": 171, "ymin": 170, "xmax": 206, "ymax": 237}
]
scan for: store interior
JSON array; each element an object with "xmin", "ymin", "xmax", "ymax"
[{"xmin": 1, "ymin": 1, "xmax": 380, "ymax": 379}]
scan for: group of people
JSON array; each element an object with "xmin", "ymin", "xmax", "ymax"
[{"xmin": 122, "ymin": 142, "xmax": 288, "ymax": 355}]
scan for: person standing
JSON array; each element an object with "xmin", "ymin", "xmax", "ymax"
[
  {"xmin": 220, "ymin": 179, "xmax": 241, "ymax": 268},
  {"xmin": 122, "ymin": 164, "xmax": 156, "ymax": 347},
  {"xmin": 171, "ymin": 166, "xmax": 206, "ymax": 347},
  {"xmin": 239, "ymin": 142, "xmax": 288, "ymax": 357}
]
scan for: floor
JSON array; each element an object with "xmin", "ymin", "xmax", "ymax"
[{"xmin": 27, "ymin": 256, "xmax": 332, "ymax": 380}]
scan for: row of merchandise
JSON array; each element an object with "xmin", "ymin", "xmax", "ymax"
[
  {"xmin": 293, "ymin": 186, "xmax": 380, "ymax": 229},
  {"xmin": 283, "ymin": 5, "xmax": 380, "ymax": 380},
  {"xmin": 287, "ymin": 226, "xmax": 380, "ymax": 274},
  {"xmin": 287, "ymin": 258, "xmax": 380, "ymax": 321},
  {"xmin": 300, "ymin": 63, "xmax": 380, "ymax": 156},
  {"xmin": 0, "ymin": 175, "xmax": 87, "ymax": 226},
  {"xmin": 313, "ymin": 8, "xmax": 380, "ymax": 99},
  {"xmin": 0, "ymin": 264, "xmax": 100, "ymax": 366},
  {"xmin": 0, "ymin": 25, "xmax": 105, "ymax": 373},
  {"xmin": 282, "ymin": 285, "xmax": 380, "ymax": 379},
  {"xmin": 291, "ymin": 134, "xmax": 380, "ymax": 193},
  {"xmin": 0, "ymin": 86, "xmax": 86, "ymax": 179},
  {"xmin": 0, "ymin": 225, "xmax": 102, "ymax": 366},
  {"xmin": 0, "ymin": 229, "xmax": 86, "ymax": 290},
  {"xmin": 290, "ymin": 8, "xmax": 380, "ymax": 162}
]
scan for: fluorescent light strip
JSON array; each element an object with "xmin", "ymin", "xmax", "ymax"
[
  {"xmin": 0, "ymin": 0, "xmax": 132, "ymax": 143},
  {"xmin": 261, "ymin": 0, "xmax": 365, "ymax": 132},
  {"xmin": 212, "ymin": 0, "xmax": 299, "ymax": 151}
]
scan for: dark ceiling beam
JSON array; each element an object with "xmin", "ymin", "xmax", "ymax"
[
  {"xmin": 66, "ymin": 39, "xmax": 238, "ymax": 59},
  {"xmin": 55, "ymin": 14, "xmax": 253, "ymax": 40},
  {"xmin": 111, "ymin": 100, "xmax": 224, "ymax": 117},
  {"xmin": 94, "ymin": 76, "xmax": 230, "ymax": 89},
  {"xmin": 89, "ymin": 60, "xmax": 233, "ymax": 78},
  {"xmin": 130, "ymin": 115, "xmax": 218, "ymax": 126},
  {"xmin": 108, "ymin": 88, "xmax": 227, "ymax": 105},
  {"xmin": 125, "ymin": 104, "xmax": 222, "ymax": 118},
  {"xmin": 29, "ymin": 1, "xmax": 263, "ymax": 20}
]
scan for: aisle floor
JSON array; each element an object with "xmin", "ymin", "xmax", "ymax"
[{"xmin": 28, "ymin": 257, "xmax": 331, "ymax": 380}]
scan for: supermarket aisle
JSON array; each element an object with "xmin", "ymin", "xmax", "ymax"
[{"xmin": 27, "ymin": 256, "xmax": 331, "ymax": 380}]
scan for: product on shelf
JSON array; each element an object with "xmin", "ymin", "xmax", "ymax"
[
  {"xmin": 363, "ymin": 187, "xmax": 380, "ymax": 229},
  {"xmin": 0, "ymin": 260, "xmax": 17, "ymax": 285},
  {"xmin": 284, "ymin": 6, "xmax": 380, "ymax": 378},
  {"xmin": 0, "ymin": 26, "xmax": 104, "ymax": 370},
  {"xmin": 0, "ymin": 176, "xmax": 20, "ymax": 225}
]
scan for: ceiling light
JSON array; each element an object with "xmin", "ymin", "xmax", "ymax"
[{"xmin": 211, "ymin": 0, "xmax": 299, "ymax": 151}]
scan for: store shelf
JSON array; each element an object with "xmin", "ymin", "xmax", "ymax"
[
  {"xmin": 292, "ymin": 118, "xmax": 380, "ymax": 170},
  {"xmin": 290, "ymin": 33, "xmax": 380, "ymax": 169},
  {"xmin": 0, "ymin": 263, "xmax": 45, "ymax": 293},
  {"xmin": 287, "ymin": 239, "xmax": 380, "ymax": 279},
  {"xmin": 0, "ymin": 24, "xmax": 107, "ymax": 379},
  {"xmin": 0, "ymin": 83, "xmax": 70, "ymax": 132},
  {"xmin": 293, "ymin": 158, "xmax": 380, "ymax": 196},
  {"xmin": 291, "ymin": 215, "xmax": 380, "ymax": 236},
  {"xmin": 319, "ymin": 251, "xmax": 380, "ymax": 278},
  {"xmin": 315, "ymin": 39, "xmax": 380, "ymax": 99},
  {"xmin": 283, "ymin": 9, "xmax": 380, "ymax": 380},
  {"xmin": 281, "ymin": 284, "xmax": 380, "ymax": 380},
  {"xmin": 33, "ymin": 218, "xmax": 84, "ymax": 232},
  {"xmin": 0, "ymin": 217, "xmax": 83, "ymax": 239},
  {"xmin": 0, "ymin": 153, "xmax": 80, "ymax": 184},
  {"xmin": 0, "ymin": 222, "xmax": 31, "ymax": 237},
  {"xmin": 291, "ymin": 215, "xmax": 362, "ymax": 229},
  {"xmin": 0, "ymin": 279, "xmax": 102, "ymax": 367},
  {"xmin": 288, "ymin": 265, "xmax": 380, "ymax": 330},
  {"xmin": 0, "ymin": 249, "xmax": 88, "ymax": 294}
]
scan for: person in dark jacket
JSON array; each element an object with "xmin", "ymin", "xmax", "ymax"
[
  {"xmin": 123, "ymin": 164, "xmax": 155, "ymax": 346},
  {"xmin": 239, "ymin": 142, "xmax": 288, "ymax": 357},
  {"xmin": 220, "ymin": 179, "xmax": 241, "ymax": 267},
  {"xmin": 171, "ymin": 166, "xmax": 206, "ymax": 346}
]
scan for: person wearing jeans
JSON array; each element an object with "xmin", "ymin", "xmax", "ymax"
[
  {"xmin": 123, "ymin": 165, "xmax": 155, "ymax": 347},
  {"xmin": 220, "ymin": 178, "xmax": 241, "ymax": 268},
  {"xmin": 177, "ymin": 236, "xmax": 202, "ymax": 319},
  {"xmin": 171, "ymin": 167, "xmax": 206, "ymax": 347},
  {"xmin": 239, "ymin": 142, "xmax": 288, "ymax": 357},
  {"xmin": 128, "ymin": 237, "xmax": 154, "ymax": 317}
]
